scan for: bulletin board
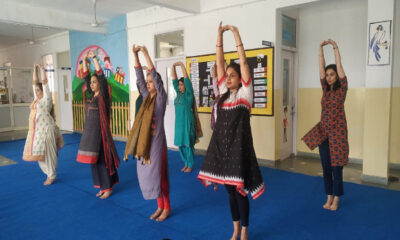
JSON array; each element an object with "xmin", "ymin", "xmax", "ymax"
[{"xmin": 186, "ymin": 47, "xmax": 274, "ymax": 116}]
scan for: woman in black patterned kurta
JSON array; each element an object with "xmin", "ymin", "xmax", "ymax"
[{"xmin": 198, "ymin": 23, "xmax": 264, "ymax": 240}]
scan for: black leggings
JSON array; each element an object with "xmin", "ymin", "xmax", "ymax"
[{"xmin": 225, "ymin": 185, "xmax": 250, "ymax": 227}]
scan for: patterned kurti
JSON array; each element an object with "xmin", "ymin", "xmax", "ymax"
[
  {"xmin": 173, "ymin": 77, "xmax": 195, "ymax": 147},
  {"xmin": 135, "ymin": 66, "xmax": 169, "ymax": 200},
  {"xmin": 302, "ymin": 77, "xmax": 349, "ymax": 166},
  {"xmin": 77, "ymin": 70, "xmax": 120, "ymax": 190},
  {"xmin": 23, "ymin": 84, "xmax": 63, "ymax": 161},
  {"xmin": 198, "ymin": 75, "xmax": 265, "ymax": 200}
]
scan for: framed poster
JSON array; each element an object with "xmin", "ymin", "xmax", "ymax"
[
  {"xmin": 368, "ymin": 20, "xmax": 391, "ymax": 66},
  {"xmin": 186, "ymin": 47, "xmax": 274, "ymax": 116}
]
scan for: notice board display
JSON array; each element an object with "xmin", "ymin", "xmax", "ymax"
[{"xmin": 186, "ymin": 47, "xmax": 274, "ymax": 116}]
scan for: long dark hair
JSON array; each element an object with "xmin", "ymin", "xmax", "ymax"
[
  {"xmin": 218, "ymin": 62, "xmax": 242, "ymax": 108},
  {"xmin": 36, "ymin": 83, "xmax": 43, "ymax": 92},
  {"xmin": 90, "ymin": 73, "xmax": 111, "ymax": 118},
  {"xmin": 325, "ymin": 64, "xmax": 340, "ymax": 91}
]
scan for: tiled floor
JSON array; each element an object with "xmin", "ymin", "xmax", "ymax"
[
  {"xmin": 0, "ymin": 129, "xmax": 28, "ymax": 142},
  {"xmin": 1, "ymin": 130, "xmax": 399, "ymax": 191}
]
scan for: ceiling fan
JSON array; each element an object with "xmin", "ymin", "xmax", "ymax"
[
  {"xmin": 26, "ymin": 26, "xmax": 46, "ymax": 46},
  {"xmin": 90, "ymin": 0, "xmax": 108, "ymax": 28}
]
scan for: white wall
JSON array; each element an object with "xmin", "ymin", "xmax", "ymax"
[
  {"xmin": 0, "ymin": 31, "xmax": 71, "ymax": 127},
  {"xmin": 0, "ymin": 31, "xmax": 70, "ymax": 93},
  {"xmin": 126, "ymin": 2, "xmax": 278, "ymax": 91},
  {"xmin": 298, "ymin": 0, "xmax": 368, "ymax": 88},
  {"xmin": 126, "ymin": 1, "xmax": 282, "ymax": 159},
  {"xmin": 0, "ymin": 32, "xmax": 70, "ymax": 68},
  {"xmin": 393, "ymin": 0, "xmax": 400, "ymax": 88}
]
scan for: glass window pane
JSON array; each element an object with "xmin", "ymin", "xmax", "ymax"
[
  {"xmin": 0, "ymin": 68, "xmax": 10, "ymax": 104},
  {"xmin": 155, "ymin": 31, "xmax": 184, "ymax": 58},
  {"xmin": 283, "ymin": 59, "xmax": 289, "ymax": 106},
  {"xmin": 12, "ymin": 68, "xmax": 34, "ymax": 104},
  {"xmin": 282, "ymin": 15, "xmax": 296, "ymax": 48}
]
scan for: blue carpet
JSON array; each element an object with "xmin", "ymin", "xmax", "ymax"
[{"xmin": 0, "ymin": 133, "xmax": 399, "ymax": 240}]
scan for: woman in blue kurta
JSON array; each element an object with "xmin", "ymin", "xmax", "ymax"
[{"xmin": 171, "ymin": 62, "xmax": 196, "ymax": 173}]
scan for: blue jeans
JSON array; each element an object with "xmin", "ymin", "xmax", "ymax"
[{"xmin": 319, "ymin": 139, "xmax": 344, "ymax": 196}]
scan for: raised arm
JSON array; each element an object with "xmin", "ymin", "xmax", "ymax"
[
  {"xmin": 328, "ymin": 39, "xmax": 346, "ymax": 79},
  {"xmin": 319, "ymin": 41, "xmax": 327, "ymax": 80},
  {"xmin": 133, "ymin": 45, "xmax": 149, "ymax": 97},
  {"xmin": 178, "ymin": 61, "xmax": 188, "ymax": 78},
  {"xmin": 82, "ymin": 55, "xmax": 93, "ymax": 95},
  {"xmin": 228, "ymin": 25, "xmax": 251, "ymax": 84},
  {"xmin": 141, "ymin": 46, "xmax": 166, "ymax": 99},
  {"xmin": 32, "ymin": 64, "xmax": 39, "ymax": 99},
  {"xmin": 211, "ymin": 64, "xmax": 219, "ymax": 97},
  {"xmin": 177, "ymin": 62, "xmax": 193, "ymax": 94},
  {"xmin": 32, "ymin": 64, "xmax": 39, "ymax": 85},
  {"xmin": 171, "ymin": 62, "xmax": 179, "ymax": 94},
  {"xmin": 171, "ymin": 62, "xmax": 178, "ymax": 80},
  {"xmin": 39, "ymin": 65, "xmax": 53, "ymax": 110},
  {"xmin": 216, "ymin": 22, "xmax": 227, "ymax": 80},
  {"xmin": 319, "ymin": 40, "xmax": 328, "ymax": 90},
  {"xmin": 90, "ymin": 51, "xmax": 109, "ymax": 101}
]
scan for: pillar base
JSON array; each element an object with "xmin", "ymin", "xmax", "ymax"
[{"xmin": 361, "ymin": 174, "xmax": 388, "ymax": 185}]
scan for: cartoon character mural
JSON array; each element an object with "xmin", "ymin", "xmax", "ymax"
[
  {"xmin": 115, "ymin": 66, "xmax": 125, "ymax": 85},
  {"xmin": 72, "ymin": 45, "xmax": 129, "ymax": 102},
  {"xmin": 103, "ymin": 56, "xmax": 112, "ymax": 79}
]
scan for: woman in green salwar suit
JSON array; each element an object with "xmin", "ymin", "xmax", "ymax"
[{"xmin": 172, "ymin": 61, "xmax": 196, "ymax": 173}]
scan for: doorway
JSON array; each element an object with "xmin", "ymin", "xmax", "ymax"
[
  {"xmin": 281, "ymin": 50, "xmax": 297, "ymax": 159},
  {"xmin": 155, "ymin": 56, "xmax": 185, "ymax": 149}
]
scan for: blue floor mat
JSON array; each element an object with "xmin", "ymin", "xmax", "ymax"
[{"xmin": 0, "ymin": 133, "xmax": 399, "ymax": 240}]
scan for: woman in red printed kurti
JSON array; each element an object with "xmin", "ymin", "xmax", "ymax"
[{"xmin": 302, "ymin": 39, "xmax": 349, "ymax": 211}]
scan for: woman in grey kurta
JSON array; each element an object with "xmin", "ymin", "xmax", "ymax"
[
  {"xmin": 124, "ymin": 45, "xmax": 170, "ymax": 221},
  {"xmin": 171, "ymin": 61, "xmax": 196, "ymax": 173}
]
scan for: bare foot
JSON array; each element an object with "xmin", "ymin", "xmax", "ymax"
[
  {"xmin": 240, "ymin": 226, "xmax": 248, "ymax": 240},
  {"xmin": 184, "ymin": 167, "xmax": 192, "ymax": 173},
  {"xmin": 96, "ymin": 191, "xmax": 103, "ymax": 197},
  {"xmin": 323, "ymin": 195, "xmax": 333, "ymax": 209},
  {"xmin": 43, "ymin": 178, "xmax": 56, "ymax": 186},
  {"xmin": 329, "ymin": 196, "xmax": 339, "ymax": 211},
  {"xmin": 100, "ymin": 190, "xmax": 112, "ymax": 199},
  {"xmin": 181, "ymin": 166, "xmax": 187, "ymax": 172},
  {"xmin": 156, "ymin": 209, "xmax": 171, "ymax": 221},
  {"xmin": 213, "ymin": 183, "xmax": 218, "ymax": 192},
  {"xmin": 230, "ymin": 221, "xmax": 241, "ymax": 240},
  {"xmin": 150, "ymin": 208, "xmax": 163, "ymax": 220}
]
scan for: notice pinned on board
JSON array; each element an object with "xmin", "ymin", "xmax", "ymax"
[{"xmin": 186, "ymin": 47, "xmax": 274, "ymax": 116}]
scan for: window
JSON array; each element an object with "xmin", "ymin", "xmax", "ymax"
[
  {"xmin": 282, "ymin": 15, "xmax": 296, "ymax": 48},
  {"xmin": 155, "ymin": 31, "xmax": 184, "ymax": 58}
]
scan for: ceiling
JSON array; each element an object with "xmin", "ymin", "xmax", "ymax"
[
  {"xmin": 0, "ymin": 0, "xmax": 202, "ymax": 50},
  {"xmin": 9, "ymin": 0, "xmax": 153, "ymax": 19},
  {"xmin": 0, "ymin": 22, "xmax": 62, "ymax": 49},
  {"xmin": 0, "ymin": 0, "xmax": 155, "ymax": 49}
]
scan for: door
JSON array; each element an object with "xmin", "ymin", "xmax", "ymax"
[
  {"xmin": 0, "ymin": 67, "xmax": 12, "ymax": 132},
  {"xmin": 155, "ymin": 56, "xmax": 185, "ymax": 149},
  {"xmin": 0, "ymin": 67, "xmax": 32, "ymax": 132},
  {"xmin": 57, "ymin": 68, "xmax": 73, "ymax": 131},
  {"xmin": 281, "ymin": 50, "xmax": 297, "ymax": 159}
]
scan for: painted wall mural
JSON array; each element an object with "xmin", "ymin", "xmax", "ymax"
[{"xmin": 72, "ymin": 45, "xmax": 129, "ymax": 102}]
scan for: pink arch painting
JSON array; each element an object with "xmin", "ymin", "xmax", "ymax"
[{"xmin": 75, "ymin": 45, "xmax": 114, "ymax": 77}]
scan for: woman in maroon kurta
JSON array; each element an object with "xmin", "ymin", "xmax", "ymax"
[{"xmin": 302, "ymin": 39, "xmax": 349, "ymax": 211}]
